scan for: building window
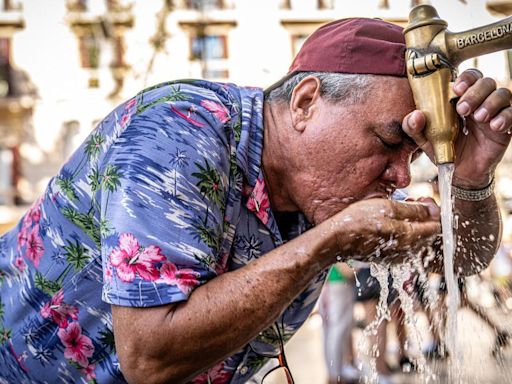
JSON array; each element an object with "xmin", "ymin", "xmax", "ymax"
[
  {"xmin": 379, "ymin": 0, "xmax": 390, "ymax": 9},
  {"xmin": 279, "ymin": 0, "xmax": 291, "ymax": 9},
  {"xmin": 191, "ymin": 34, "xmax": 227, "ymax": 60},
  {"xmin": 111, "ymin": 36, "xmax": 126, "ymax": 68},
  {"xmin": 318, "ymin": 0, "xmax": 334, "ymax": 9},
  {"xmin": 78, "ymin": 33, "xmax": 100, "ymax": 68},
  {"xmin": 185, "ymin": 0, "xmax": 223, "ymax": 10},
  {"xmin": 0, "ymin": 38, "xmax": 10, "ymax": 97},
  {"xmin": 66, "ymin": 0, "xmax": 88, "ymax": 12},
  {"xmin": 291, "ymin": 34, "xmax": 308, "ymax": 57}
]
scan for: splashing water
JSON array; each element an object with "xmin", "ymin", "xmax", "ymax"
[
  {"xmin": 390, "ymin": 263, "xmax": 433, "ymax": 381},
  {"xmin": 359, "ymin": 263, "xmax": 391, "ymax": 384},
  {"xmin": 438, "ymin": 163, "xmax": 462, "ymax": 377}
]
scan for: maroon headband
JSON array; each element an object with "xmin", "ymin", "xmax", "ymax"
[{"xmin": 288, "ymin": 18, "xmax": 407, "ymax": 77}]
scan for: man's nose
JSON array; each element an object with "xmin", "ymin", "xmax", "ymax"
[{"xmin": 382, "ymin": 155, "xmax": 412, "ymax": 189}]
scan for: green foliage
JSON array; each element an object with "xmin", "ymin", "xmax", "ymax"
[
  {"xmin": 97, "ymin": 327, "xmax": 116, "ymax": 353},
  {"xmin": 99, "ymin": 219, "xmax": 112, "ymax": 237},
  {"xmin": 61, "ymin": 207, "xmax": 101, "ymax": 247},
  {"xmin": 192, "ymin": 221, "xmax": 221, "ymax": 253},
  {"xmin": 193, "ymin": 252, "xmax": 216, "ymax": 270},
  {"xmin": 0, "ymin": 327, "xmax": 11, "ymax": 340},
  {"xmin": 137, "ymin": 85, "xmax": 191, "ymax": 114},
  {"xmin": 84, "ymin": 133, "xmax": 105, "ymax": 160},
  {"xmin": 233, "ymin": 121, "xmax": 241, "ymax": 142},
  {"xmin": 57, "ymin": 177, "xmax": 78, "ymax": 201},
  {"xmin": 192, "ymin": 160, "xmax": 225, "ymax": 210},
  {"xmin": 64, "ymin": 240, "xmax": 91, "ymax": 271},
  {"xmin": 101, "ymin": 165, "xmax": 121, "ymax": 193},
  {"xmin": 88, "ymin": 167, "xmax": 101, "ymax": 193},
  {"xmin": 34, "ymin": 271, "xmax": 61, "ymax": 296}
]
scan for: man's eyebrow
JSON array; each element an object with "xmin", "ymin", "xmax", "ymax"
[{"xmin": 386, "ymin": 120, "xmax": 417, "ymax": 147}]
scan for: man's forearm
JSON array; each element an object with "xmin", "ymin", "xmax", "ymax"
[
  {"xmin": 113, "ymin": 220, "xmax": 338, "ymax": 384},
  {"xmin": 452, "ymin": 194, "xmax": 501, "ymax": 275}
]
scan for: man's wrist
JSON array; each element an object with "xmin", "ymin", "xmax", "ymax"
[
  {"xmin": 452, "ymin": 172, "xmax": 494, "ymax": 190},
  {"xmin": 452, "ymin": 175, "xmax": 495, "ymax": 202}
]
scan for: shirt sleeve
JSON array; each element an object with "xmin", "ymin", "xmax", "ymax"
[{"xmin": 100, "ymin": 95, "xmax": 232, "ymax": 307}]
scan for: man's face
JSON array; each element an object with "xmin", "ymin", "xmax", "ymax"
[{"xmin": 291, "ymin": 76, "xmax": 419, "ymax": 224}]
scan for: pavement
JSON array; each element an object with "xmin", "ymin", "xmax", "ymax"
[{"xmin": 277, "ymin": 304, "xmax": 512, "ymax": 384}]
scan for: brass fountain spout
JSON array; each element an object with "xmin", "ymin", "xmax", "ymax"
[{"xmin": 404, "ymin": 5, "xmax": 512, "ymax": 164}]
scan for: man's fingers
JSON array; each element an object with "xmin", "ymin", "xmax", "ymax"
[
  {"xmin": 402, "ymin": 110, "xmax": 431, "ymax": 151},
  {"xmin": 390, "ymin": 200, "xmax": 440, "ymax": 222},
  {"xmin": 456, "ymin": 77, "xmax": 497, "ymax": 117},
  {"xmin": 397, "ymin": 220, "xmax": 441, "ymax": 239},
  {"xmin": 453, "ymin": 68, "xmax": 483, "ymax": 96},
  {"xmin": 472, "ymin": 87, "xmax": 512, "ymax": 124},
  {"xmin": 490, "ymin": 105, "xmax": 512, "ymax": 133}
]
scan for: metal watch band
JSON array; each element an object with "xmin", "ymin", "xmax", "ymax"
[{"xmin": 451, "ymin": 176, "xmax": 495, "ymax": 202}]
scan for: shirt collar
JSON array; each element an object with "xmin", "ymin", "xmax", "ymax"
[{"xmin": 235, "ymin": 87, "xmax": 283, "ymax": 244}]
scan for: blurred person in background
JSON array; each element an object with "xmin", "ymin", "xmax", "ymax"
[
  {"xmin": 0, "ymin": 16, "xmax": 509, "ymax": 384},
  {"xmin": 320, "ymin": 263, "xmax": 360, "ymax": 384}
]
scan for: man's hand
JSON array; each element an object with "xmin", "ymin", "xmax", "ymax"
[
  {"xmin": 328, "ymin": 198, "xmax": 441, "ymax": 262},
  {"xmin": 402, "ymin": 68, "xmax": 512, "ymax": 188}
]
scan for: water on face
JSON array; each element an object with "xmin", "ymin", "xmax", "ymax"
[{"xmin": 438, "ymin": 163, "xmax": 462, "ymax": 377}]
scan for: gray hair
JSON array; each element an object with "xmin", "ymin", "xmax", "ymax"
[{"xmin": 265, "ymin": 72, "xmax": 374, "ymax": 104}]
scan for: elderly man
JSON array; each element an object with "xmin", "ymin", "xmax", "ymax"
[{"xmin": 0, "ymin": 18, "xmax": 510, "ymax": 384}]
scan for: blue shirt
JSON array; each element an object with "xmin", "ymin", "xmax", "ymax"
[{"xmin": 0, "ymin": 80, "xmax": 327, "ymax": 383}]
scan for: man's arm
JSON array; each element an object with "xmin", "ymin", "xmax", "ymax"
[
  {"xmin": 113, "ymin": 221, "xmax": 335, "ymax": 384},
  {"xmin": 453, "ymin": 194, "xmax": 501, "ymax": 274},
  {"xmin": 113, "ymin": 198, "xmax": 439, "ymax": 384}
]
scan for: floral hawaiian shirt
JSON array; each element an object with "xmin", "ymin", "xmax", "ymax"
[{"xmin": 0, "ymin": 80, "xmax": 327, "ymax": 383}]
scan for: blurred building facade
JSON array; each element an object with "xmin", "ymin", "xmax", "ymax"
[{"xmin": 0, "ymin": 0, "xmax": 511, "ymax": 227}]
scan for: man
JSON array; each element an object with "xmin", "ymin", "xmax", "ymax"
[
  {"xmin": 0, "ymin": 17, "xmax": 510, "ymax": 383},
  {"xmin": 320, "ymin": 263, "xmax": 360, "ymax": 384}
]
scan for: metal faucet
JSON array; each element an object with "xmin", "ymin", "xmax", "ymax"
[{"xmin": 403, "ymin": 4, "xmax": 512, "ymax": 164}]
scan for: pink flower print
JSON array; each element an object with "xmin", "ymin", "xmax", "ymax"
[
  {"xmin": 22, "ymin": 197, "xmax": 43, "ymax": 228},
  {"xmin": 109, "ymin": 233, "xmax": 166, "ymax": 282},
  {"xmin": 18, "ymin": 199, "xmax": 42, "ymax": 248},
  {"xmin": 120, "ymin": 113, "xmax": 130, "ymax": 128},
  {"xmin": 159, "ymin": 262, "xmax": 200, "ymax": 294},
  {"xmin": 170, "ymin": 105, "xmax": 205, "ymax": 128},
  {"xmin": 200, "ymin": 100, "xmax": 230, "ymax": 123},
  {"xmin": 246, "ymin": 178, "xmax": 270, "ymax": 225},
  {"xmin": 80, "ymin": 363, "xmax": 97, "ymax": 381},
  {"xmin": 125, "ymin": 97, "xmax": 137, "ymax": 111},
  {"xmin": 40, "ymin": 289, "xmax": 79, "ymax": 328},
  {"xmin": 192, "ymin": 362, "xmax": 232, "ymax": 384},
  {"xmin": 25, "ymin": 225, "xmax": 45, "ymax": 268},
  {"xmin": 214, "ymin": 252, "xmax": 229, "ymax": 275},
  {"xmin": 57, "ymin": 322, "xmax": 94, "ymax": 368},
  {"xmin": 17, "ymin": 228, "xmax": 29, "ymax": 249},
  {"xmin": 104, "ymin": 265, "xmax": 113, "ymax": 283},
  {"xmin": 14, "ymin": 257, "xmax": 26, "ymax": 272}
]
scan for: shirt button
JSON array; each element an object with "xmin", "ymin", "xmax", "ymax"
[{"xmin": 240, "ymin": 366, "xmax": 248, "ymax": 375}]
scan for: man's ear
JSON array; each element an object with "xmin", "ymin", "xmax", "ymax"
[{"xmin": 290, "ymin": 76, "xmax": 321, "ymax": 132}]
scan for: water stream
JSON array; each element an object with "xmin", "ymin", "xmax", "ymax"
[{"xmin": 438, "ymin": 162, "xmax": 462, "ymax": 380}]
